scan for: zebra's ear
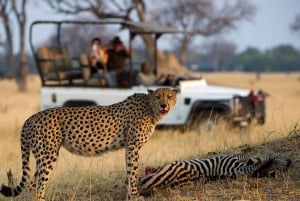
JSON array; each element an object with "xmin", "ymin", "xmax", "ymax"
[{"xmin": 247, "ymin": 157, "xmax": 260, "ymax": 165}]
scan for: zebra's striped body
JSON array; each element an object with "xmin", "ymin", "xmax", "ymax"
[{"xmin": 138, "ymin": 153, "xmax": 277, "ymax": 190}]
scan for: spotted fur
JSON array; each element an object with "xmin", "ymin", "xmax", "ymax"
[{"xmin": 0, "ymin": 88, "xmax": 177, "ymax": 201}]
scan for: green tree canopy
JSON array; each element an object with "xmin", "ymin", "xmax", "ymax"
[{"xmin": 231, "ymin": 45, "xmax": 300, "ymax": 72}]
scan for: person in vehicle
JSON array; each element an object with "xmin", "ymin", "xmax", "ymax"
[
  {"xmin": 137, "ymin": 62, "xmax": 156, "ymax": 86},
  {"xmin": 137, "ymin": 62, "xmax": 171, "ymax": 86},
  {"xmin": 104, "ymin": 36, "xmax": 132, "ymax": 87},
  {"xmin": 106, "ymin": 36, "xmax": 131, "ymax": 72},
  {"xmin": 89, "ymin": 37, "xmax": 108, "ymax": 75}
]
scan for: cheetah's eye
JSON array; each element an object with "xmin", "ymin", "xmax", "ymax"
[
  {"xmin": 155, "ymin": 95, "xmax": 160, "ymax": 99},
  {"xmin": 167, "ymin": 95, "xmax": 173, "ymax": 99}
]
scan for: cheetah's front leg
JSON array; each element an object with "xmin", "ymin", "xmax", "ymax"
[{"xmin": 125, "ymin": 145, "xmax": 142, "ymax": 200}]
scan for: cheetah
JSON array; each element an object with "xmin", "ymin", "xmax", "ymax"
[{"xmin": 0, "ymin": 88, "xmax": 177, "ymax": 201}]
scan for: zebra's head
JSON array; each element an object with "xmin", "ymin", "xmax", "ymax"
[{"xmin": 249, "ymin": 153, "xmax": 292, "ymax": 178}]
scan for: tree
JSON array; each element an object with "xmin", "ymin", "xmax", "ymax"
[
  {"xmin": 230, "ymin": 45, "xmax": 300, "ymax": 72},
  {"xmin": 44, "ymin": 0, "xmax": 157, "ymax": 65},
  {"xmin": 201, "ymin": 37, "xmax": 237, "ymax": 71},
  {"xmin": 150, "ymin": 0, "xmax": 256, "ymax": 65},
  {"xmin": 0, "ymin": 0, "xmax": 29, "ymax": 91},
  {"xmin": 271, "ymin": 45, "xmax": 300, "ymax": 72},
  {"xmin": 291, "ymin": 14, "xmax": 300, "ymax": 34},
  {"xmin": 45, "ymin": 0, "xmax": 255, "ymax": 67},
  {"xmin": 0, "ymin": 0, "xmax": 15, "ymax": 77},
  {"xmin": 12, "ymin": 0, "xmax": 28, "ymax": 91},
  {"xmin": 231, "ymin": 47, "xmax": 264, "ymax": 72}
]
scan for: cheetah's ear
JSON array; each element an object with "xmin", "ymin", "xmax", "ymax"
[
  {"xmin": 172, "ymin": 89, "xmax": 179, "ymax": 94},
  {"xmin": 147, "ymin": 89, "xmax": 154, "ymax": 94}
]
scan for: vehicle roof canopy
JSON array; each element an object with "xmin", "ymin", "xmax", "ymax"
[
  {"xmin": 123, "ymin": 21, "xmax": 193, "ymax": 35},
  {"xmin": 30, "ymin": 19, "xmax": 192, "ymax": 36}
]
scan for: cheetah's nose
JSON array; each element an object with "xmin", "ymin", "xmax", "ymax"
[
  {"xmin": 159, "ymin": 104, "xmax": 169, "ymax": 115},
  {"xmin": 161, "ymin": 104, "xmax": 167, "ymax": 108}
]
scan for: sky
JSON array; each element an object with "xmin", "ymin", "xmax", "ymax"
[
  {"xmin": 2, "ymin": 0, "xmax": 300, "ymax": 54},
  {"xmin": 226, "ymin": 0, "xmax": 300, "ymax": 52}
]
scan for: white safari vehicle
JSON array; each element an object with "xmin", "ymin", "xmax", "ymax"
[{"xmin": 30, "ymin": 20, "xmax": 266, "ymax": 130}]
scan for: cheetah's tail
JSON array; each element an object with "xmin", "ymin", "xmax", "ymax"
[{"xmin": 0, "ymin": 140, "xmax": 31, "ymax": 197}]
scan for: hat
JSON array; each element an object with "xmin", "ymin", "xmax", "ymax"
[
  {"xmin": 112, "ymin": 36, "xmax": 122, "ymax": 44},
  {"xmin": 91, "ymin": 37, "xmax": 101, "ymax": 44}
]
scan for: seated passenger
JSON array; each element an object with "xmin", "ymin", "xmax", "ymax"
[
  {"xmin": 105, "ymin": 36, "xmax": 131, "ymax": 87},
  {"xmin": 137, "ymin": 62, "xmax": 169, "ymax": 86},
  {"xmin": 106, "ymin": 36, "xmax": 131, "ymax": 73},
  {"xmin": 137, "ymin": 62, "xmax": 156, "ymax": 86},
  {"xmin": 89, "ymin": 37, "xmax": 108, "ymax": 75}
]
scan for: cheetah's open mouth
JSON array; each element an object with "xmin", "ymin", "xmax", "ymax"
[{"xmin": 160, "ymin": 109, "xmax": 169, "ymax": 115}]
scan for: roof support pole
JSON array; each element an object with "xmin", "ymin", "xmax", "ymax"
[
  {"xmin": 57, "ymin": 23, "xmax": 62, "ymax": 46},
  {"xmin": 129, "ymin": 32, "xmax": 137, "ymax": 86},
  {"xmin": 154, "ymin": 33, "xmax": 162, "ymax": 75}
]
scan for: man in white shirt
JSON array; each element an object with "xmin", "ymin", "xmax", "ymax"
[
  {"xmin": 137, "ymin": 62, "xmax": 156, "ymax": 86},
  {"xmin": 137, "ymin": 62, "xmax": 168, "ymax": 86}
]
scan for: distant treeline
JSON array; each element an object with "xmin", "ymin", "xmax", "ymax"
[
  {"xmin": 0, "ymin": 44, "xmax": 299, "ymax": 77},
  {"xmin": 229, "ymin": 45, "xmax": 300, "ymax": 72},
  {"xmin": 189, "ymin": 44, "xmax": 300, "ymax": 72}
]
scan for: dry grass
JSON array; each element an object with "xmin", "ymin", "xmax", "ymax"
[{"xmin": 0, "ymin": 72, "xmax": 299, "ymax": 201}]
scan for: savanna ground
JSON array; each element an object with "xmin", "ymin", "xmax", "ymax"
[{"xmin": 0, "ymin": 72, "xmax": 299, "ymax": 201}]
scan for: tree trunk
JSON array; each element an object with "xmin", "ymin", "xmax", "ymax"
[
  {"xmin": 4, "ymin": 22, "xmax": 15, "ymax": 77},
  {"xmin": 212, "ymin": 54, "xmax": 219, "ymax": 71},
  {"xmin": 16, "ymin": 20, "xmax": 27, "ymax": 91},
  {"xmin": 17, "ymin": 54, "xmax": 27, "ymax": 91},
  {"xmin": 1, "ymin": 9, "xmax": 15, "ymax": 77},
  {"xmin": 133, "ymin": 0, "xmax": 156, "ymax": 65},
  {"xmin": 140, "ymin": 35, "xmax": 156, "ymax": 65},
  {"xmin": 13, "ymin": 0, "xmax": 28, "ymax": 91},
  {"xmin": 179, "ymin": 36, "xmax": 190, "ymax": 65}
]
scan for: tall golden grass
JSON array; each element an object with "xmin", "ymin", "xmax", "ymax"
[{"xmin": 0, "ymin": 72, "xmax": 299, "ymax": 200}]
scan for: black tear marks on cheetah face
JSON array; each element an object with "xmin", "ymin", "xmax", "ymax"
[
  {"xmin": 0, "ymin": 87, "xmax": 178, "ymax": 201},
  {"xmin": 148, "ymin": 88, "xmax": 177, "ymax": 117}
]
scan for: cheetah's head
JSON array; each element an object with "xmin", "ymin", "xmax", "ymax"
[{"xmin": 148, "ymin": 88, "xmax": 178, "ymax": 117}]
